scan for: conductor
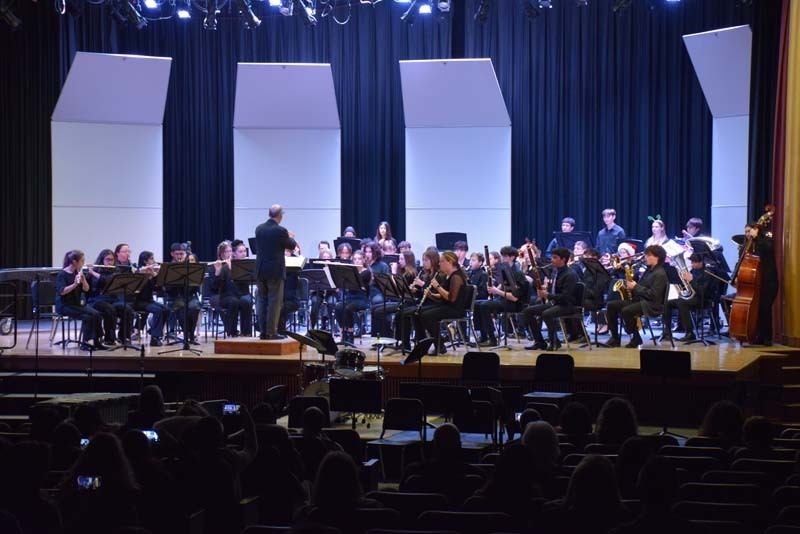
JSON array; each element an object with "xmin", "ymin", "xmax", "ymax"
[{"xmin": 255, "ymin": 204, "xmax": 297, "ymax": 340}]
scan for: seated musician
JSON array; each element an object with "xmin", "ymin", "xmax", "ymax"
[
  {"xmin": 334, "ymin": 250, "xmax": 371, "ymax": 344},
  {"xmin": 662, "ymin": 253, "xmax": 715, "ymax": 342},
  {"xmin": 454, "ymin": 241, "xmax": 469, "ymax": 268},
  {"xmin": 231, "ymin": 239, "xmax": 254, "ymax": 335},
  {"xmin": 365, "ymin": 241, "xmax": 391, "ymax": 336},
  {"xmin": 382, "ymin": 240, "xmax": 398, "ymax": 255},
  {"xmin": 133, "ymin": 251, "xmax": 167, "ymax": 346},
  {"xmin": 55, "ymin": 250, "xmax": 107, "ymax": 351},
  {"xmin": 545, "ymin": 217, "xmax": 576, "ymax": 259},
  {"xmin": 397, "ymin": 249, "xmax": 440, "ymax": 349},
  {"xmin": 342, "ymin": 226, "xmax": 357, "ymax": 238},
  {"xmin": 163, "ymin": 243, "xmax": 201, "ymax": 345},
  {"xmin": 467, "ymin": 252, "xmax": 488, "ymax": 301},
  {"xmin": 114, "ymin": 243, "xmax": 132, "ymax": 268},
  {"xmin": 371, "ymin": 250, "xmax": 418, "ymax": 346},
  {"xmin": 398, "ymin": 241, "xmax": 412, "ymax": 254},
  {"xmin": 336, "ymin": 242, "xmax": 352, "ymax": 261},
  {"xmin": 86, "ymin": 248, "xmax": 134, "ymax": 345},
  {"xmin": 523, "ymin": 248, "xmax": 580, "ymax": 351},
  {"xmin": 606, "ymin": 245, "xmax": 668, "ymax": 348},
  {"xmin": 473, "ymin": 246, "xmax": 529, "ymax": 347},
  {"xmin": 414, "ymin": 251, "xmax": 469, "ymax": 355},
  {"xmin": 577, "ymin": 247, "xmax": 609, "ymax": 333},
  {"xmin": 317, "ymin": 241, "xmax": 331, "ymax": 256},
  {"xmin": 205, "ymin": 241, "xmax": 243, "ymax": 337}
]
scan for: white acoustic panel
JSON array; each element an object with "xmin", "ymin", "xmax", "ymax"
[
  {"xmin": 52, "ymin": 207, "xmax": 162, "ymax": 267},
  {"xmin": 406, "ymin": 209, "xmax": 512, "ymax": 255},
  {"xmin": 52, "ymin": 52, "xmax": 172, "ymax": 125},
  {"xmin": 51, "ymin": 122, "xmax": 163, "ymax": 266},
  {"xmin": 405, "ymin": 127, "xmax": 511, "ymax": 210},
  {"xmin": 234, "ymin": 128, "xmax": 341, "ymax": 255},
  {"xmin": 400, "ymin": 59, "xmax": 510, "ymax": 128},
  {"xmin": 712, "ymin": 115, "xmax": 750, "ymax": 271},
  {"xmin": 683, "ymin": 25, "xmax": 752, "ymax": 118},
  {"xmin": 51, "ymin": 122, "xmax": 163, "ymax": 208},
  {"xmin": 234, "ymin": 63, "xmax": 340, "ymax": 129}
]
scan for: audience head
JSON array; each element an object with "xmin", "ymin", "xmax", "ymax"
[
  {"xmin": 52, "ymin": 420, "xmax": 82, "ymax": 451},
  {"xmin": 251, "ymin": 402, "xmax": 277, "ymax": 425},
  {"xmin": 187, "ymin": 416, "xmax": 225, "ymax": 453},
  {"xmin": 521, "ymin": 421, "xmax": 560, "ymax": 472},
  {"xmin": 121, "ymin": 429, "xmax": 152, "ymax": 465},
  {"xmin": 30, "ymin": 406, "xmax": 64, "ymax": 442},
  {"xmin": 518, "ymin": 408, "xmax": 542, "ymax": 433},
  {"xmin": 312, "ymin": 451, "xmax": 363, "ymax": 509},
  {"xmin": 482, "ymin": 444, "xmax": 536, "ymax": 499},
  {"xmin": 699, "ymin": 400, "xmax": 743, "ymax": 447},
  {"xmin": 177, "ymin": 399, "xmax": 210, "ymax": 417},
  {"xmin": 596, "ymin": 397, "xmax": 638, "ymax": 445},
  {"xmin": 560, "ymin": 401, "xmax": 593, "ymax": 436},
  {"xmin": 636, "ymin": 456, "xmax": 680, "ymax": 510},
  {"xmin": 743, "ymin": 416, "xmax": 774, "ymax": 450},
  {"xmin": 138, "ymin": 385, "xmax": 165, "ymax": 421},
  {"xmin": 615, "ymin": 436, "xmax": 655, "ymax": 497},
  {"xmin": 565, "ymin": 455, "xmax": 620, "ymax": 511},
  {"xmin": 67, "ymin": 432, "xmax": 137, "ymax": 493},
  {"xmin": 73, "ymin": 404, "xmax": 105, "ymax": 438},
  {"xmin": 432, "ymin": 423, "xmax": 461, "ymax": 455},
  {"xmin": 302, "ymin": 406, "xmax": 326, "ymax": 438}
]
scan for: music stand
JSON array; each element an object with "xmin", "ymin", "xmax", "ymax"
[
  {"xmin": 284, "ymin": 331, "xmax": 327, "ymax": 379},
  {"xmin": 307, "ymin": 328, "xmax": 341, "ymax": 365},
  {"xmin": 156, "ymin": 262, "xmax": 206, "ymax": 355},
  {"xmin": 555, "ymin": 231, "xmax": 595, "ymax": 250},
  {"xmin": 490, "ymin": 263, "xmax": 518, "ymax": 351},
  {"xmin": 435, "ymin": 232, "xmax": 468, "ymax": 252},
  {"xmin": 101, "ymin": 273, "xmax": 147, "ymax": 352},
  {"xmin": 248, "ymin": 237, "xmax": 258, "ymax": 255},
  {"xmin": 324, "ymin": 262, "xmax": 366, "ymax": 344},
  {"xmin": 333, "ymin": 237, "xmax": 362, "ymax": 253},
  {"xmin": 231, "ymin": 259, "xmax": 257, "ymax": 336},
  {"xmin": 402, "ymin": 337, "xmax": 435, "ymax": 379},
  {"xmin": 372, "ymin": 272, "xmax": 403, "ymax": 354},
  {"xmin": 640, "ymin": 349, "xmax": 691, "ymax": 438},
  {"xmin": 329, "ymin": 377, "xmax": 382, "ymax": 431},
  {"xmin": 581, "ymin": 258, "xmax": 611, "ymax": 348}
]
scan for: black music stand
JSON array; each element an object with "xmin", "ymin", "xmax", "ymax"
[
  {"xmin": 333, "ymin": 237, "xmax": 363, "ymax": 253},
  {"xmin": 435, "ymin": 232, "xmax": 468, "ymax": 252},
  {"xmin": 284, "ymin": 331, "xmax": 327, "ymax": 378},
  {"xmin": 307, "ymin": 328, "xmax": 342, "ymax": 365},
  {"xmin": 640, "ymin": 349, "xmax": 691, "ymax": 438},
  {"xmin": 581, "ymin": 258, "xmax": 611, "ymax": 348},
  {"xmin": 555, "ymin": 231, "xmax": 595, "ymax": 250},
  {"xmin": 157, "ymin": 262, "xmax": 206, "ymax": 355},
  {"xmin": 401, "ymin": 337, "xmax": 435, "ymax": 379},
  {"xmin": 101, "ymin": 273, "xmax": 147, "ymax": 352},
  {"xmin": 300, "ymin": 270, "xmax": 335, "ymax": 333},
  {"xmin": 372, "ymin": 273, "xmax": 403, "ymax": 354},
  {"xmin": 324, "ymin": 262, "xmax": 366, "ymax": 344},
  {"xmin": 329, "ymin": 377, "xmax": 383, "ymax": 431},
  {"xmin": 248, "ymin": 237, "xmax": 258, "ymax": 255},
  {"xmin": 231, "ymin": 259, "xmax": 257, "ymax": 337}
]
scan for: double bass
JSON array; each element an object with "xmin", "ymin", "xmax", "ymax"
[{"xmin": 728, "ymin": 205, "xmax": 775, "ymax": 343}]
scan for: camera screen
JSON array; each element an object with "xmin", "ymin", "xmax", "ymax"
[
  {"xmin": 223, "ymin": 403, "xmax": 240, "ymax": 415},
  {"xmin": 80, "ymin": 438, "xmax": 89, "ymax": 448},
  {"xmin": 76, "ymin": 476, "xmax": 101, "ymax": 490},
  {"xmin": 142, "ymin": 430, "xmax": 159, "ymax": 443}
]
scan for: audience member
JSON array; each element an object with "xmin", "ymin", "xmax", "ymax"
[
  {"xmin": 615, "ymin": 436, "xmax": 655, "ymax": 499},
  {"xmin": 698, "ymin": 400, "xmax": 744, "ymax": 449},
  {"xmin": 127, "ymin": 385, "xmax": 166, "ymax": 431},
  {"xmin": 152, "ymin": 399, "xmax": 210, "ymax": 453},
  {"xmin": 521, "ymin": 421, "xmax": 562, "ymax": 499},
  {"xmin": 29, "ymin": 407, "xmax": 64, "ymax": 443},
  {"xmin": 51, "ymin": 420, "xmax": 82, "ymax": 471},
  {"xmin": 739, "ymin": 416, "xmax": 776, "ymax": 458},
  {"xmin": 0, "ymin": 440, "xmax": 62, "ymax": 534},
  {"xmin": 595, "ymin": 398, "xmax": 638, "ymax": 445},
  {"xmin": 558, "ymin": 401, "xmax": 594, "ymax": 449},
  {"xmin": 542, "ymin": 455, "xmax": 631, "ymax": 534},
  {"xmin": 251, "ymin": 402, "xmax": 277, "ymax": 425},
  {"xmin": 295, "ymin": 407, "xmax": 342, "ymax": 482},
  {"xmin": 71, "ymin": 405, "xmax": 112, "ymax": 438},
  {"xmin": 507, "ymin": 408, "xmax": 542, "ymax": 443}
]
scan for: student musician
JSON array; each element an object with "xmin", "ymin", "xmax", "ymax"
[
  {"xmin": 545, "ymin": 217, "xmax": 576, "ymax": 259},
  {"xmin": 164, "ymin": 243, "xmax": 201, "ymax": 345},
  {"xmin": 454, "ymin": 241, "xmax": 470, "ymax": 268},
  {"xmin": 662, "ymin": 253, "xmax": 715, "ymax": 342},
  {"xmin": 606, "ymin": 245, "xmax": 668, "ymax": 348},
  {"xmin": 375, "ymin": 221, "xmax": 397, "ymax": 249},
  {"xmin": 737, "ymin": 222, "xmax": 778, "ymax": 345},
  {"xmin": 597, "ymin": 209, "xmax": 627, "ymax": 256},
  {"xmin": 86, "ymin": 249, "xmax": 134, "ymax": 345},
  {"xmin": 342, "ymin": 226, "xmax": 357, "ymax": 238},
  {"xmin": 414, "ymin": 251, "xmax": 469, "ymax": 355},
  {"xmin": 523, "ymin": 247, "xmax": 580, "ymax": 351},
  {"xmin": 334, "ymin": 250, "xmax": 371, "ymax": 344},
  {"xmin": 133, "ymin": 251, "xmax": 167, "ymax": 346},
  {"xmin": 55, "ymin": 250, "xmax": 107, "ymax": 351},
  {"xmin": 401, "ymin": 249, "xmax": 440, "ymax": 348},
  {"xmin": 336, "ymin": 243, "xmax": 352, "ymax": 261},
  {"xmin": 365, "ymin": 241, "xmax": 391, "ymax": 336},
  {"xmin": 467, "ymin": 252, "xmax": 489, "ymax": 301},
  {"xmin": 645, "ymin": 218, "xmax": 670, "ymax": 247},
  {"xmin": 375, "ymin": 250, "xmax": 418, "ymax": 345},
  {"xmin": 472, "ymin": 246, "xmax": 530, "ymax": 347},
  {"xmin": 114, "ymin": 243, "xmax": 133, "ymax": 269},
  {"xmin": 205, "ymin": 241, "xmax": 243, "ymax": 337},
  {"xmin": 231, "ymin": 239, "xmax": 254, "ymax": 335}
]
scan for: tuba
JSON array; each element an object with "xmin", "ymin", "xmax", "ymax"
[{"xmin": 671, "ymin": 253, "xmax": 696, "ymax": 300}]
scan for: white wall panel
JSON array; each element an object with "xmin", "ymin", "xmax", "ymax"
[
  {"xmin": 405, "ymin": 209, "xmax": 512, "ymax": 254},
  {"xmin": 712, "ymin": 115, "xmax": 750, "ymax": 270},
  {"xmin": 233, "ymin": 128, "xmax": 341, "ymax": 254}
]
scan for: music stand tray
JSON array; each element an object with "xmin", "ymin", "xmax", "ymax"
[
  {"xmin": 157, "ymin": 262, "xmax": 206, "ymax": 355},
  {"xmin": 640, "ymin": 349, "xmax": 691, "ymax": 438},
  {"xmin": 435, "ymin": 232, "xmax": 468, "ymax": 252},
  {"xmin": 555, "ymin": 231, "xmax": 595, "ymax": 250},
  {"xmin": 102, "ymin": 273, "xmax": 148, "ymax": 351}
]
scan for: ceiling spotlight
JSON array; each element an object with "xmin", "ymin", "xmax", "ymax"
[
  {"xmin": 114, "ymin": 0, "xmax": 148, "ymax": 28},
  {"xmin": 400, "ymin": 0, "xmax": 421, "ymax": 23},
  {"xmin": 418, "ymin": 1, "xmax": 431, "ymax": 14},
  {"xmin": 0, "ymin": 0, "xmax": 21, "ymax": 29},
  {"xmin": 576, "ymin": 0, "xmax": 587, "ymax": 5},
  {"xmin": 176, "ymin": 6, "xmax": 190, "ymax": 16},
  {"xmin": 234, "ymin": 0, "xmax": 260, "ymax": 28},
  {"xmin": 143, "ymin": 0, "xmax": 157, "ymax": 8},
  {"xmin": 473, "ymin": 0, "xmax": 490, "ymax": 22},
  {"xmin": 203, "ymin": 0, "xmax": 218, "ymax": 29},
  {"xmin": 538, "ymin": 0, "xmax": 552, "ymax": 7}
]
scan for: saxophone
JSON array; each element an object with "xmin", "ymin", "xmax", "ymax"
[{"xmin": 613, "ymin": 265, "xmax": 642, "ymax": 330}]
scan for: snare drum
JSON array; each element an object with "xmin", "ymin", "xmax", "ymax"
[
  {"xmin": 302, "ymin": 379, "xmax": 330, "ymax": 399},
  {"xmin": 361, "ymin": 365, "xmax": 385, "ymax": 380},
  {"xmin": 302, "ymin": 362, "xmax": 329, "ymax": 386},
  {"xmin": 334, "ymin": 348, "xmax": 366, "ymax": 378}
]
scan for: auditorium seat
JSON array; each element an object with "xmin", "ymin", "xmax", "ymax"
[
  {"xmin": 701, "ymin": 470, "xmax": 771, "ymax": 487},
  {"xmin": 773, "ymin": 486, "xmax": 800, "ymax": 513},
  {"xmin": 687, "ymin": 520, "xmax": 757, "ymax": 534},
  {"xmin": 678, "ymin": 482, "xmax": 762, "ymax": 504},
  {"xmin": 777, "ymin": 506, "xmax": 800, "ymax": 526},
  {"xmin": 673, "ymin": 501, "xmax": 763, "ymax": 527},
  {"xmin": 417, "ymin": 510, "xmax": 515, "ymax": 534},
  {"xmin": 766, "ymin": 526, "xmax": 800, "ymax": 534},
  {"xmin": 658, "ymin": 445, "xmax": 729, "ymax": 463},
  {"xmin": 660, "ymin": 455, "xmax": 722, "ymax": 479},
  {"xmin": 731, "ymin": 458, "xmax": 795, "ymax": 484},
  {"xmin": 365, "ymin": 491, "xmax": 450, "ymax": 527}
]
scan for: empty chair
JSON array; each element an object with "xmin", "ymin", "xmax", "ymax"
[
  {"xmin": 774, "ymin": 486, "xmax": 800, "ymax": 512},
  {"xmin": 659, "ymin": 445, "xmax": 728, "ymax": 463},
  {"xmin": 287, "ymin": 396, "xmax": 331, "ymax": 429},
  {"xmin": 687, "ymin": 520, "xmax": 756, "ymax": 534},
  {"xmin": 524, "ymin": 354, "xmax": 575, "ymax": 405},
  {"xmin": 731, "ymin": 458, "xmax": 795, "ymax": 484},
  {"xmin": 365, "ymin": 491, "xmax": 450, "ymax": 528},
  {"xmin": 460, "ymin": 352, "xmax": 500, "ymax": 385},
  {"xmin": 368, "ymin": 398, "xmax": 425, "ymax": 480},
  {"xmin": 678, "ymin": 483, "xmax": 761, "ymax": 504},
  {"xmin": 660, "ymin": 456, "xmax": 722, "ymax": 479},
  {"xmin": 417, "ymin": 511, "xmax": 515, "ymax": 534},
  {"xmin": 673, "ymin": 501, "xmax": 763, "ymax": 526},
  {"xmin": 777, "ymin": 506, "xmax": 800, "ymax": 526},
  {"xmin": 584, "ymin": 443, "xmax": 621, "ymax": 455}
]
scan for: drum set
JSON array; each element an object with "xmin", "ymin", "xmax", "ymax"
[{"xmin": 301, "ymin": 347, "xmax": 387, "ymax": 398}]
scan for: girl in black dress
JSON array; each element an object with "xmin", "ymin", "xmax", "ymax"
[{"xmin": 55, "ymin": 250, "xmax": 106, "ymax": 351}]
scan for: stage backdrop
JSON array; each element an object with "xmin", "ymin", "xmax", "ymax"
[
  {"xmin": 51, "ymin": 52, "xmax": 170, "ymax": 266},
  {"xmin": 0, "ymin": 0, "xmax": 766, "ymax": 267}
]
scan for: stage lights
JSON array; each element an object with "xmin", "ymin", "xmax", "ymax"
[
  {"xmin": 473, "ymin": 0, "xmax": 490, "ymax": 23},
  {"xmin": 234, "ymin": 0, "xmax": 260, "ymax": 28},
  {"xmin": 400, "ymin": 0, "xmax": 422, "ymax": 23},
  {"xmin": 112, "ymin": 0, "xmax": 148, "ymax": 28},
  {"xmin": 203, "ymin": 0, "xmax": 218, "ymax": 29},
  {"xmin": 612, "ymin": 0, "xmax": 631, "ymax": 11},
  {"xmin": 538, "ymin": 0, "xmax": 552, "ymax": 8},
  {"xmin": 0, "ymin": 0, "xmax": 21, "ymax": 29},
  {"xmin": 279, "ymin": 0, "xmax": 292, "ymax": 15},
  {"xmin": 436, "ymin": 0, "xmax": 449, "ymax": 11}
]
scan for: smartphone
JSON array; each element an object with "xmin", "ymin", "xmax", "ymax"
[
  {"xmin": 76, "ymin": 476, "xmax": 101, "ymax": 490},
  {"xmin": 142, "ymin": 430, "xmax": 159, "ymax": 443},
  {"xmin": 80, "ymin": 438, "xmax": 89, "ymax": 449},
  {"xmin": 515, "ymin": 412, "xmax": 522, "ymax": 422},
  {"xmin": 223, "ymin": 403, "xmax": 241, "ymax": 415}
]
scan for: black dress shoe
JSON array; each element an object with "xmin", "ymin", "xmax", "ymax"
[
  {"xmin": 678, "ymin": 333, "xmax": 697, "ymax": 342},
  {"xmin": 607, "ymin": 337, "xmax": 621, "ymax": 348},
  {"xmin": 525, "ymin": 341, "xmax": 548, "ymax": 351},
  {"xmin": 79, "ymin": 343, "xmax": 95, "ymax": 351},
  {"xmin": 259, "ymin": 333, "xmax": 268, "ymax": 340},
  {"xmin": 566, "ymin": 334, "xmax": 582, "ymax": 343},
  {"xmin": 150, "ymin": 338, "xmax": 163, "ymax": 347},
  {"xmin": 188, "ymin": 338, "xmax": 200, "ymax": 346},
  {"xmin": 546, "ymin": 340, "xmax": 562, "ymax": 351},
  {"xmin": 625, "ymin": 335, "xmax": 643, "ymax": 348}
]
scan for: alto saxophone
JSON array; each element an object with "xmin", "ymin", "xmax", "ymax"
[{"xmin": 612, "ymin": 265, "xmax": 642, "ymax": 330}]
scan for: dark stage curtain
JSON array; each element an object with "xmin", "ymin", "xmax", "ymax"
[{"xmin": 462, "ymin": 0, "xmax": 751, "ymax": 247}]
